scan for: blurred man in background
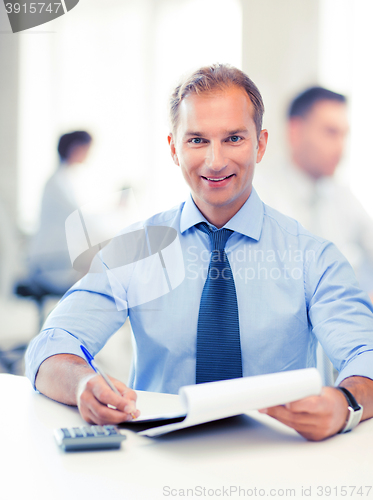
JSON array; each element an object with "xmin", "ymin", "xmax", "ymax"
[
  {"xmin": 256, "ymin": 87, "xmax": 373, "ymax": 296},
  {"xmin": 27, "ymin": 131, "xmax": 93, "ymax": 295}
]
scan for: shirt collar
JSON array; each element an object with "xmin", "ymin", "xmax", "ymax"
[{"xmin": 180, "ymin": 188, "xmax": 264, "ymax": 241}]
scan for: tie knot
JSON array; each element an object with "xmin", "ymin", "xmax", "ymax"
[{"xmin": 196, "ymin": 222, "xmax": 233, "ymax": 251}]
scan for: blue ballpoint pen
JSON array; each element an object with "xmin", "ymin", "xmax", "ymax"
[{"xmin": 80, "ymin": 344, "xmax": 136, "ymax": 419}]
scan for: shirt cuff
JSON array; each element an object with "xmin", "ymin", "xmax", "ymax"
[
  {"xmin": 25, "ymin": 328, "xmax": 85, "ymax": 390},
  {"xmin": 335, "ymin": 350, "xmax": 373, "ymax": 386}
]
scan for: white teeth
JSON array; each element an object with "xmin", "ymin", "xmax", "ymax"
[{"xmin": 207, "ymin": 177, "xmax": 227, "ymax": 181}]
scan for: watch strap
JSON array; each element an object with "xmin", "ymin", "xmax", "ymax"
[{"xmin": 336, "ymin": 387, "xmax": 363, "ymax": 433}]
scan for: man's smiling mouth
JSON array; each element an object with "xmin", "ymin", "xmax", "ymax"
[{"xmin": 202, "ymin": 174, "xmax": 234, "ymax": 182}]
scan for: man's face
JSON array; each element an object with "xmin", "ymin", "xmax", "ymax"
[
  {"xmin": 168, "ymin": 86, "xmax": 268, "ymax": 227},
  {"xmin": 289, "ymin": 100, "xmax": 349, "ymax": 179},
  {"xmin": 68, "ymin": 142, "xmax": 92, "ymax": 164}
]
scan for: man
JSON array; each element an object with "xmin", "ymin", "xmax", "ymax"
[
  {"xmin": 255, "ymin": 87, "xmax": 373, "ymax": 295},
  {"xmin": 26, "ymin": 65, "xmax": 373, "ymax": 441},
  {"xmin": 27, "ymin": 131, "xmax": 94, "ymax": 295}
]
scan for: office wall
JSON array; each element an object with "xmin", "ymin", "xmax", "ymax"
[
  {"xmin": 241, "ymin": 0, "xmax": 320, "ymax": 169},
  {"xmin": 14, "ymin": 0, "xmax": 242, "ymax": 232},
  {"xmin": 0, "ymin": 10, "xmax": 22, "ymax": 295},
  {"xmin": 0, "ymin": 10, "xmax": 19, "ymax": 225}
]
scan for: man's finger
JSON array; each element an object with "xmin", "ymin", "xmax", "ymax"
[
  {"xmin": 87, "ymin": 377, "xmax": 137, "ymax": 413},
  {"xmin": 84, "ymin": 390, "xmax": 137, "ymax": 424},
  {"xmin": 78, "ymin": 375, "xmax": 140, "ymax": 424},
  {"xmin": 261, "ymin": 405, "xmax": 328, "ymax": 439},
  {"xmin": 284, "ymin": 395, "xmax": 324, "ymax": 413},
  {"xmin": 263, "ymin": 405, "xmax": 314, "ymax": 427}
]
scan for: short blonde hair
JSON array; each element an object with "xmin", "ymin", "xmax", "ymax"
[{"xmin": 169, "ymin": 63, "xmax": 264, "ymax": 139}]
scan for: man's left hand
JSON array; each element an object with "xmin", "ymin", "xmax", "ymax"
[{"xmin": 259, "ymin": 387, "xmax": 349, "ymax": 441}]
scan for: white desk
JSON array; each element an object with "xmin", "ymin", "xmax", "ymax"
[{"xmin": 2, "ymin": 374, "xmax": 373, "ymax": 500}]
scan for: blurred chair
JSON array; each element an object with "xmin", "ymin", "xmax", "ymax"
[
  {"xmin": 0, "ymin": 282, "xmax": 60, "ymax": 375},
  {"xmin": 0, "ymin": 198, "xmax": 20, "ymax": 298},
  {"xmin": 14, "ymin": 280, "xmax": 61, "ymax": 330},
  {"xmin": 0, "ymin": 199, "xmax": 32, "ymax": 374},
  {"xmin": 0, "ymin": 296, "xmax": 39, "ymax": 375},
  {"xmin": 0, "ymin": 342, "xmax": 28, "ymax": 374}
]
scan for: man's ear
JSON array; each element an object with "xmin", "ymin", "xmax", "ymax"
[
  {"xmin": 168, "ymin": 134, "xmax": 179, "ymax": 166},
  {"xmin": 256, "ymin": 129, "xmax": 268, "ymax": 164}
]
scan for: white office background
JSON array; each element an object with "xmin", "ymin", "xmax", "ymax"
[
  {"xmin": 18, "ymin": 0, "xmax": 242, "ymax": 233},
  {"xmin": 319, "ymin": 0, "xmax": 373, "ymax": 217}
]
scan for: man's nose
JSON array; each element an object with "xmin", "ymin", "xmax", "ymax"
[{"xmin": 205, "ymin": 142, "xmax": 226, "ymax": 170}]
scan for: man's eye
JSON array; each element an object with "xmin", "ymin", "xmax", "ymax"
[
  {"xmin": 229, "ymin": 136, "xmax": 241, "ymax": 143},
  {"xmin": 190, "ymin": 138, "xmax": 203, "ymax": 144}
]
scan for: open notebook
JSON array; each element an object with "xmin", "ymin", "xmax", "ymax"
[{"xmin": 128, "ymin": 368, "xmax": 322, "ymax": 437}]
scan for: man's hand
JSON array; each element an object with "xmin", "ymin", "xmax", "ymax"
[
  {"xmin": 77, "ymin": 373, "xmax": 140, "ymax": 425},
  {"xmin": 35, "ymin": 354, "xmax": 140, "ymax": 425},
  {"xmin": 260, "ymin": 376, "xmax": 373, "ymax": 441},
  {"xmin": 259, "ymin": 387, "xmax": 349, "ymax": 441}
]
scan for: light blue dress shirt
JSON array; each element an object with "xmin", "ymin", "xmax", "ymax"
[{"xmin": 26, "ymin": 189, "xmax": 373, "ymax": 394}]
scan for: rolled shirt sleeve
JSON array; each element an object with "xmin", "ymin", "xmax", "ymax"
[
  {"xmin": 25, "ymin": 250, "xmax": 129, "ymax": 389},
  {"xmin": 305, "ymin": 240, "xmax": 373, "ymax": 385}
]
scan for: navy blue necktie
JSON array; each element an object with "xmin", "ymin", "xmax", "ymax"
[{"xmin": 196, "ymin": 222, "xmax": 243, "ymax": 384}]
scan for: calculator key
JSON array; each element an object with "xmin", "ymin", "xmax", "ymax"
[
  {"xmin": 61, "ymin": 428, "xmax": 71, "ymax": 438},
  {"xmin": 84, "ymin": 427, "xmax": 95, "ymax": 437},
  {"xmin": 93, "ymin": 426, "xmax": 106, "ymax": 436},
  {"xmin": 105, "ymin": 427, "xmax": 118, "ymax": 435},
  {"xmin": 72, "ymin": 427, "xmax": 84, "ymax": 437}
]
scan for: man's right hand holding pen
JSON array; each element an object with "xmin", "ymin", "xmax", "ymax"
[
  {"xmin": 35, "ymin": 353, "xmax": 140, "ymax": 425},
  {"xmin": 78, "ymin": 344, "xmax": 140, "ymax": 424},
  {"xmin": 77, "ymin": 372, "xmax": 140, "ymax": 425}
]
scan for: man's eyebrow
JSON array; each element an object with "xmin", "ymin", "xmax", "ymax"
[
  {"xmin": 183, "ymin": 128, "xmax": 249, "ymax": 137},
  {"xmin": 226, "ymin": 128, "xmax": 249, "ymax": 135},
  {"xmin": 184, "ymin": 131, "xmax": 204, "ymax": 137}
]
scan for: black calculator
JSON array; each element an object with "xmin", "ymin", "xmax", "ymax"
[{"xmin": 54, "ymin": 425, "xmax": 127, "ymax": 451}]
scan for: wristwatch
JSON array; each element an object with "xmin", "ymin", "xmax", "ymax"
[{"xmin": 336, "ymin": 387, "xmax": 363, "ymax": 433}]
